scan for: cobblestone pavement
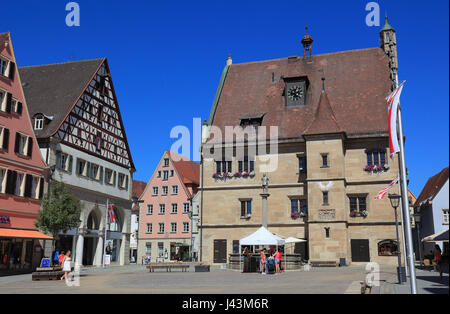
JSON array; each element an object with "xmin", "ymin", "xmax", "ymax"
[{"xmin": 0, "ymin": 265, "xmax": 396, "ymax": 294}]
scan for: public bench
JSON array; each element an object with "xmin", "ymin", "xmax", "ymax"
[
  {"xmin": 146, "ymin": 264, "xmax": 190, "ymax": 272},
  {"xmin": 310, "ymin": 261, "xmax": 338, "ymax": 267},
  {"xmin": 32, "ymin": 267, "xmax": 65, "ymax": 281}
]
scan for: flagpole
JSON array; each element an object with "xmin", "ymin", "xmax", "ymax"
[
  {"xmin": 395, "ymin": 78, "xmax": 418, "ymax": 294},
  {"xmin": 398, "ymin": 192, "xmax": 409, "ymax": 276},
  {"xmin": 103, "ymin": 198, "xmax": 109, "ymax": 268}
]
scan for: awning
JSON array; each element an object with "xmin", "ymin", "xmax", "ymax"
[
  {"xmin": 284, "ymin": 237, "xmax": 307, "ymax": 244},
  {"xmin": 422, "ymin": 229, "xmax": 449, "ymax": 243},
  {"xmin": 0, "ymin": 228, "xmax": 53, "ymax": 240}
]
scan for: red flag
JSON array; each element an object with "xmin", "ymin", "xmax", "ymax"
[
  {"xmin": 374, "ymin": 177, "xmax": 399, "ymax": 200},
  {"xmin": 107, "ymin": 205, "xmax": 116, "ymax": 223},
  {"xmin": 387, "ymin": 81, "xmax": 405, "ymax": 159}
]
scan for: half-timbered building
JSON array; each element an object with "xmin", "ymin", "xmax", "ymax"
[{"xmin": 20, "ymin": 58, "xmax": 135, "ymax": 267}]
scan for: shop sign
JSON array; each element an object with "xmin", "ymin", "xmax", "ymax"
[{"xmin": 0, "ymin": 215, "xmax": 11, "ymax": 225}]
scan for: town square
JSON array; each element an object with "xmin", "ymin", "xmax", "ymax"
[{"xmin": 0, "ymin": 0, "xmax": 448, "ymax": 301}]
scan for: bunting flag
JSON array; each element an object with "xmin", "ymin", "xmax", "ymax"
[
  {"xmin": 374, "ymin": 177, "xmax": 399, "ymax": 200},
  {"xmin": 387, "ymin": 81, "xmax": 406, "ymax": 159},
  {"xmin": 107, "ymin": 205, "xmax": 116, "ymax": 223}
]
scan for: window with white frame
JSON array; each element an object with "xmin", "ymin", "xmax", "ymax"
[
  {"xmin": 152, "ymin": 186, "xmax": 158, "ymax": 196},
  {"xmin": 15, "ymin": 133, "xmax": 30, "ymax": 157},
  {"xmin": 182, "ymin": 222, "xmax": 189, "ymax": 233},
  {"xmin": 105, "ymin": 168, "xmax": 115, "ymax": 186},
  {"xmin": 443, "ymin": 209, "xmax": 449, "ymax": 225},
  {"xmin": 0, "ymin": 126, "xmax": 9, "ymax": 150},
  {"xmin": 90, "ymin": 163, "xmax": 102, "ymax": 181},
  {"xmin": 30, "ymin": 176, "xmax": 40, "ymax": 199},
  {"xmin": 76, "ymin": 159, "xmax": 88, "ymax": 177},
  {"xmin": 162, "ymin": 186, "xmax": 168, "ymax": 195},
  {"xmin": 147, "ymin": 204, "xmax": 153, "ymax": 215},
  {"xmin": 0, "ymin": 90, "xmax": 5, "ymax": 112},
  {"xmin": 118, "ymin": 173, "xmax": 128, "ymax": 190},
  {"xmin": 146, "ymin": 223, "xmax": 152, "ymax": 234},
  {"xmin": 171, "ymin": 222, "xmax": 177, "ymax": 233},
  {"xmin": 163, "ymin": 171, "xmax": 169, "ymax": 181},
  {"xmin": 158, "ymin": 223, "xmax": 165, "ymax": 234},
  {"xmin": 34, "ymin": 116, "xmax": 44, "ymax": 130},
  {"xmin": 172, "ymin": 185, "xmax": 178, "ymax": 195},
  {"xmin": 183, "ymin": 203, "xmax": 190, "ymax": 213},
  {"xmin": 0, "ymin": 58, "xmax": 9, "ymax": 77},
  {"xmin": 14, "ymin": 172, "xmax": 25, "ymax": 197},
  {"xmin": 171, "ymin": 203, "xmax": 178, "ymax": 214},
  {"xmin": 164, "ymin": 158, "xmax": 169, "ymax": 167},
  {"xmin": 159, "ymin": 204, "xmax": 165, "ymax": 215},
  {"xmin": 0, "ymin": 168, "xmax": 7, "ymax": 194},
  {"xmin": 56, "ymin": 152, "xmax": 72, "ymax": 173}
]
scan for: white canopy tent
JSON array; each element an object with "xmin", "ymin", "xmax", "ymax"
[
  {"xmin": 239, "ymin": 227, "xmax": 285, "ymax": 273},
  {"xmin": 422, "ymin": 229, "xmax": 449, "ymax": 243},
  {"xmin": 284, "ymin": 237, "xmax": 307, "ymax": 269}
]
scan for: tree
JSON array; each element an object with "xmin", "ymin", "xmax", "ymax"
[{"xmin": 35, "ymin": 181, "xmax": 83, "ymax": 241}]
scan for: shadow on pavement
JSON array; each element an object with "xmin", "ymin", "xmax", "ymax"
[{"xmin": 423, "ymin": 288, "xmax": 449, "ymax": 294}]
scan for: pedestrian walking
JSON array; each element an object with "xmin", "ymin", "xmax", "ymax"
[
  {"xmin": 433, "ymin": 245, "xmax": 443, "ymax": 280},
  {"xmin": 60, "ymin": 251, "xmax": 72, "ymax": 282}
]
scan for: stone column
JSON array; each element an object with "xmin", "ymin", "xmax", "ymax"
[
  {"xmin": 120, "ymin": 233, "xmax": 130, "ymax": 265},
  {"xmin": 260, "ymin": 193, "xmax": 270, "ymax": 228},
  {"xmin": 94, "ymin": 232, "xmax": 104, "ymax": 266},
  {"xmin": 75, "ymin": 229, "xmax": 85, "ymax": 267}
]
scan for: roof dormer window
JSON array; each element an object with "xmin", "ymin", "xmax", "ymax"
[{"xmin": 34, "ymin": 116, "xmax": 44, "ymax": 130}]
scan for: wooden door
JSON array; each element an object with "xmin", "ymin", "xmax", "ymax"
[
  {"xmin": 351, "ymin": 239, "xmax": 370, "ymax": 262},
  {"xmin": 213, "ymin": 239, "xmax": 227, "ymax": 263}
]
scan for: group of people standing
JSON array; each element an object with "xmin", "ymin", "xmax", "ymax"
[
  {"xmin": 242, "ymin": 247, "xmax": 283, "ymax": 275},
  {"xmin": 53, "ymin": 249, "xmax": 72, "ymax": 282}
]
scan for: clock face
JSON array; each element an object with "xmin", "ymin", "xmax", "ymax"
[{"xmin": 288, "ymin": 85, "xmax": 304, "ymax": 101}]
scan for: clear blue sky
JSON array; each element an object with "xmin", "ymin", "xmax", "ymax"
[{"xmin": 1, "ymin": 0, "xmax": 448, "ymax": 196}]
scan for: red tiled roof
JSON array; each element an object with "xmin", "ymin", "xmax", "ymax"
[
  {"xmin": 303, "ymin": 90, "xmax": 342, "ymax": 136},
  {"xmin": 132, "ymin": 180, "xmax": 147, "ymax": 199},
  {"xmin": 168, "ymin": 151, "xmax": 200, "ymax": 186},
  {"xmin": 209, "ymin": 47, "xmax": 392, "ymax": 140},
  {"xmin": 415, "ymin": 167, "xmax": 449, "ymax": 206}
]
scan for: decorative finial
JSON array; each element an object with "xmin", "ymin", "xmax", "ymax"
[
  {"xmin": 321, "ymin": 77, "xmax": 326, "ymax": 93},
  {"xmin": 226, "ymin": 54, "xmax": 233, "ymax": 66},
  {"xmin": 301, "ymin": 26, "xmax": 314, "ymax": 56}
]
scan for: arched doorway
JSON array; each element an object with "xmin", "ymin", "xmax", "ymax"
[{"xmin": 83, "ymin": 209, "xmax": 101, "ymax": 266}]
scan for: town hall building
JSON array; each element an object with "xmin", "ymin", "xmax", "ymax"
[{"xmin": 200, "ymin": 17, "xmax": 406, "ymax": 266}]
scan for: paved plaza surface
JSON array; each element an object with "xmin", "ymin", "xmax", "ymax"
[
  {"xmin": 380, "ymin": 265, "xmax": 449, "ymax": 294},
  {"xmin": 0, "ymin": 265, "xmax": 397, "ymax": 294}
]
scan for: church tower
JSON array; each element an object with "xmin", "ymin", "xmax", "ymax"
[{"xmin": 380, "ymin": 14, "xmax": 398, "ymax": 91}]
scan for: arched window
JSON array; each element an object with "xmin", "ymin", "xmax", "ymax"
[
  {"xmin": 378, "ymin": 240, "xmax": 398, "ymax": 256},
  {"xmin": 87, "ymin": 211, "xmax": 99, "ymax": 230}
]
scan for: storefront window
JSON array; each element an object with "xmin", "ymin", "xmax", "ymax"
[{"xmin": 378, "ymin": 240, "xmax": 398, "ymax": 256}]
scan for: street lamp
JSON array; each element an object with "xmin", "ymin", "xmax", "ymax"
[
  {"xmin": 413, "ymin": 209, "xmax": 423, "ymax": 266},
  {"xmin": 388, "ymin": 194, "xmax": 406, "ymax": 284}
]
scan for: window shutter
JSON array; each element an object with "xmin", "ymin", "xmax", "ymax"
[
  {"xmin": 8, "ymin": 62, "xmax": 15, "ymax": 80},
  {"xmin": 14, "ymin": 133, "xmax": 20, "ymax": 153},
  {"xmin": 2, "ymin": 128, "xmax": 8, "ymax": 150},
  {"xmin": 39, "ymin": 177, "xmax": 44, "ymax": 199},
  {"xmin": 6, "ymin": 170, "xmax": 17, "ymax": 195},
  {"xmin": 27, "ymin": 137, "xmax": 33, "ymax": 157},
  {"xmin": 113, "ymin": 171, "xmax": 116, "ymax": 186},
  {"xmin": 16, "ymin": 102, "xmax": 22, "ymax": 115},
  {"xmin": 68, "ymin": 155, "xmax": 73, "ymax": 174},
  {"xmin": 6, "ymin": 93, "xmax": 12, "ymax": 113},
  {"xmin": 100, "ymin": 167, "xmax": 104, "ymax": 182},
  {"xmin": 24, "ymin": 174, "xmax": 33, "ymax": 198},
  {"xmin": 125, "ymin": 175, "xmax": 129, "ymax": 191},
  {"xmin": 76, "ymin": 158, "xmax": 81, "ymax": 175}
]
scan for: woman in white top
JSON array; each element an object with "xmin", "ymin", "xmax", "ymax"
[{"xmin": 60, "ymin": 251, "xmax": 72, "ymax": 281}]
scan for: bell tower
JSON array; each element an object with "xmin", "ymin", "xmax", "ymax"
[
  {"xmin": 301, "ymin": 26, "xmax": 314, "ymax": 56},
  {"xmin": 380, "ymin": 14, "xmax": 398, "ymax": 91}
]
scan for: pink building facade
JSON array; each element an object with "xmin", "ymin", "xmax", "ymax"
[
  {"xmin": 138, "ymin": 151, "xmax": 199, "ymax": 263},
  {"xmin": 0, "ymin": 33, "xmax": 49, "ymax": 275}
]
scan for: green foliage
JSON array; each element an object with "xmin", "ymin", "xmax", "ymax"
[{"xmin": 35, "ymin": 181, "xmax": 83, "ymax": 238}]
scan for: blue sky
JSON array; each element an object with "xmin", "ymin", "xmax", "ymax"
[{"xmin": 1, "ymin": 0, "xmax": 448, "ymax": 196}]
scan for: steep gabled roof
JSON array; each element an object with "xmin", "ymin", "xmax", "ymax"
[
  {"xmin": 415, "ymin": 167, "xmax": 449, "ymax": 207},
  {"xmin": 303, "ymin": 90, "xmax": 343, "ymax": 136},
  {"xmin": 169, "ymin": 151, "xmax": 200, "ymax": 186},
  {"xmin": 19, "ymin": 58, "xmax": 104, "ymax": 138},
  {"xmin": 132, "ymin": 180, "xmax": 147, "ymax": 199},
  {"xmin": 208, "ymin": 47, "xmax": 392, "ymax": 141}
]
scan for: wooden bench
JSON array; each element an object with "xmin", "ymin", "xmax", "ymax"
[
  {"xmin": 310, "ymin": 261, "xmax": 338, "ymax": 267},
  {"xmin": 32, "ymin": 271, "xmax": 65, "ymax": 281},
  {"xmin": 147, "ymin": 264, "xmax": 190, "ymax": 273}
]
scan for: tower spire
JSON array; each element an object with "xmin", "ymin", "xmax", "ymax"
[{"xmin": 379, "ymin": 14, "xmax": 398, "ymax": 91}]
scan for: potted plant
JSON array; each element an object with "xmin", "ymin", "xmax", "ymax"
[
  {"xmin": 350, "ymin": 211, "xmax": 357, "ymax": 217},
  {"xmin": 242, "ymin": 171, "xmax": 249, "ymax": 177},
  {"xmin": 291, "ymin": 212, "xmax": 300, "ymax": 218},
  {"xmin": 249, "ymin": 171, "xmax": 256, "ymax": 178},
  {"xmin": 360, "ymin": 210, "xmax": 369, "ymax": 218},
  {"xmin": 233, "ymin": 172, "xmax": 242, "ymax": 178}
]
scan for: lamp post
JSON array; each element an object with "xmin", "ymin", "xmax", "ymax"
[
  {"xmin": 389, "ymin": 194, "xmax": 406, "ymax": 284},
  {"xmin": 413, "ymin": 209, "xmax": 423, "ymax": 266},
  {"xmin": 188, "ymin": 197, "xmax": 194, "ymax": 262}
]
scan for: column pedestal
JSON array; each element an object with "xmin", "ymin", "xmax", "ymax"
[{"xmin": 260, "ymin": 193, "xmax": 270, "ymax": 228}]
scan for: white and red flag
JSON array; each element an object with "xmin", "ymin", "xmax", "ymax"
[
  {"xmin": 107, "ymin": 205, "xmax": 116, "ymax": 223},
  {"xmin": 387, "ymin": 81, "xmax": 406, "ymax": 159},
  {"xmin": 374, "ymin": 176, "xmax": 399, "ymax": 200}
]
